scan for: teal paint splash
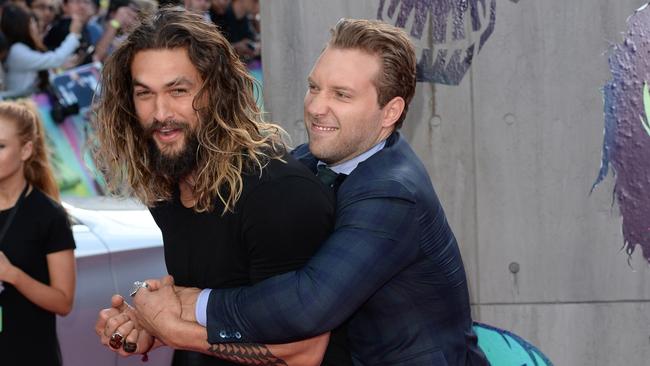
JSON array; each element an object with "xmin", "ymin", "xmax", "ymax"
[{"xmin": 474, "ymin": 322, "xmax": 553, "ymax": 366}]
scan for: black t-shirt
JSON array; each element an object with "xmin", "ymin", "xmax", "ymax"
[
  {"xmin": 149, "ymin": 153, "xmax": 352, "ymax": 366},
  {"xmin": 0, "ymin": 187, "xmax": 76, "ymax": 366}
]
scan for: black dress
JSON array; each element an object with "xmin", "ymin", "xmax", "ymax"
[
  {"xmin": 0, "ymin": 188, "xmax": 76, "ymax": 366},
  {"xmin": 149, "ymin": 153, "xmax": 352, "ymax": 366}
]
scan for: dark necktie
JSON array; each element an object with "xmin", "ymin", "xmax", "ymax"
[{"xmin": 317, "ymin": 165, "xmax": 340, "ymax": 187}]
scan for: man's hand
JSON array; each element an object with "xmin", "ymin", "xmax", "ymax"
[
  {"xmin": 133, "ymin": 275, "xmax": 183, "ymax": 347},
  {"xmin": 95, "ymin": 294, "xmax": 155, "ymax": 356},
  {"xmin": 144, "ymin": 279, "xmax": 201, "ymax": 324},
  {"xmin": 175, "ymin": 285, "xmax": 200, "ymax": 323}
]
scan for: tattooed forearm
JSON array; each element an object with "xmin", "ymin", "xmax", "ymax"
[{"xmin": 208, "ymin": 343, "xmax": 288, "ymax": 366}]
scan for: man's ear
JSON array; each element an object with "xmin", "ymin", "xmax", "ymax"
[{"xmin": 380, "ymin": 96, "xmax": 405, "ymax": 129}]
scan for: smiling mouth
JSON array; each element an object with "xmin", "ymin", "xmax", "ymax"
[
  {"xmin": 312, "ymin": 124, "xmax": 338, "ymax": 132},
  {"xmin": 153, "ymin": 127, "xmax": 184, "ymax": 143},
  {"xmin": 158, "ymin": 126, "xmax": 180, "ymax": 135}
]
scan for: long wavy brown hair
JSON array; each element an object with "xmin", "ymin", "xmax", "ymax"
[
  {"xmin": 93, "ymin": 6, "xmax": 285, "ymax": 213},
  {"xmin": 0, "ymin": 100, "xmax": 60, "ymax": 201}
]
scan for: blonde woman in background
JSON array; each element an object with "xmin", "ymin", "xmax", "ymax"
[{"xmin": 0, "ymin": 101, "xmax": 76, "ymax": 366}]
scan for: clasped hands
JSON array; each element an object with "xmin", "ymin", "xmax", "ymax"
[{"xmin": 95, "ymin": 275, "xmax": 201, "ymax": 356}]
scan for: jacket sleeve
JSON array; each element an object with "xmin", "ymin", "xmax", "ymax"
[
  {"xmin": 206, "ymin": 179, "xmax": 421, "ymax": 344},
  {"xmin": 7, "ymin": 33, "xmax": 79, "ymax": 71}
]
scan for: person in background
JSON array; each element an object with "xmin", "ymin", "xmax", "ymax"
[
  {"xmin": 43, "ymin": 0, "xmax": 98, "ymax": 65},
  {"xmin": 0, "ymin": 100, "xmax": 76, "ymax": 366},
  {"xmin": 91, "ymin": 0, "xmax": 140, "ymax": 62},
  {"xmin": 1, "ymin": 4, "xmax": 82, "ymax": 95},
  {"xmin": 184, "ymin": 0, "xmax": 210, "ymax": 21},
  {"xmin": 27, "ymin": 0, "xmax": 60, "ymax": 39},
  {"xmin": 208, "ymin": 0, "xmax": 229, "ymax": 26},
  {"xmin": 0, "ymin": 32, "xmax": 8, "ymax": 92},
  {"xmin": 214, "ymin": 0, "xmax": 259, "ymax": 61}
]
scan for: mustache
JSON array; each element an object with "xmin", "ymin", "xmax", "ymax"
[{"xmin": 143, "ymin": 119, "xmax": 191, "ymax": 137}]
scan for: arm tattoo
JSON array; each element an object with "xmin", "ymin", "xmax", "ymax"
[{"xmin": 208, "ymin": 343, "xmax": 288, "ymax": 365}]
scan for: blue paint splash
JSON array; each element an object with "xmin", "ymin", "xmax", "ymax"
[
  {"xmin": 378, "ymin": 0, "xmax": 496, "ymax": 85},
  {"xmin": 594, "ymin": 3, "xmax": 650, "ymax": 262}
]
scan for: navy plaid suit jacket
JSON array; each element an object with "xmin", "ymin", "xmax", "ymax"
[{"xmin": 206, "ymin": 132, "xmax": 487, "ymax": 365}]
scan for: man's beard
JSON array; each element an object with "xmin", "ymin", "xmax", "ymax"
[{"xmin": 145, "ymin": 120, "xmax": 200, "ymax": 181}]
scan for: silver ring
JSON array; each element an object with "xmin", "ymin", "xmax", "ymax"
[{"xmin": 130, "ymin": 281, "xmax": 149, "ymax": 297}]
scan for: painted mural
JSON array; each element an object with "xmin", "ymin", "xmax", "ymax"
[
  {"xmin": 377, "ymin": 0, "xmax": 496, "ymax": 85},
  {"xmin": 593, "ymin": 3, "xmax": 650, "ymax": 262},
  {"xmin": 474, "ymin": 322, "xmax": 553, "ymax": 366}
]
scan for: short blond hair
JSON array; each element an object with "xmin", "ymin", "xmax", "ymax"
[{"xmin": 328, "ymin": 18, "xmax": 417, "ymax": 128}]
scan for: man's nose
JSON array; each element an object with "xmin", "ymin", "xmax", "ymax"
[
  {"xmin": 305, "ymin": 92, "xmax": 329, "ymax": 118},
  {"xmin": 153, "ymin": 96, "xmax": 174, "ymax": 122}
]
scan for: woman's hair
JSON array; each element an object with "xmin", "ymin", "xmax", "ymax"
[
  {"xmin": 0, "ymin": 100, "xmax": 60, "ymax": 201},
  {"xmin": 94, "ymin": 6, "xmax": 285, "ymax": 213},
  {"xmin": 1, "ymin": 4, "xmax": 49, "ymax": 89},
  {"xmin": 0, "ymin": 4, "xmax": 44, "ymax": 51}
]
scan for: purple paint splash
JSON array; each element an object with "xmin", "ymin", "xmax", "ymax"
[
  {"xmin": 594, "ymin": 4, "xmax": 650, "ymax": 262},
  {"xmin": 378, "ymin": 0, "xmax": 496, "ymax": 85}
]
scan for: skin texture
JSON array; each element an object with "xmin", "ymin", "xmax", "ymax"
[
  {"xmin": 95, "ymin": 48, "xmax": 329, "ymax": 366},
  {"xmin": 304, "ymin": 47, "xmax": 404, "ymax": 165},
  {"xmin": 0, "ymin": 118, "xmax": 31, "ymax": 191},
  {"xmin": 131, "ymin": 48, "xmax": 201, "ymax": 158},
  {"xmin": 0, "ymin": 118, "xmax": 76, "ymax": 317}
]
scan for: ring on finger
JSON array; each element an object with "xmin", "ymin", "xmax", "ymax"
[
  {"xmin": 130, "ymin": 280, "xmax": 149, "ymax": 297},
  {"xmin": 123, "ymin": 341, "xmax": 137, "ymax": 353},
  {"xmin": 109, "ymin": 332, "xmax": 124, "ymax": 349}
]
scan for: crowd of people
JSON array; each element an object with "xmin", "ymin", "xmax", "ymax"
[{"xmin": 0, "ymin": 0, "xmax": 260, "ymax": 98}]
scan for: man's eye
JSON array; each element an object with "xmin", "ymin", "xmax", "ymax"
[
  {"xmin": 134, "ymin": 90, "xmax": 150, "ymax": 97},
  {"xmin": 171, "ymin": 89, "xmax": 188, "ymax": 96},
  {"xmin": 336, "ymin": 92, "xmax": 349, "ymax": 99}
]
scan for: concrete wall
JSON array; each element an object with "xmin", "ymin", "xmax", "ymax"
[{"xmin": 260, "ymin": 1, "xmax": 650, "ymax": 365}]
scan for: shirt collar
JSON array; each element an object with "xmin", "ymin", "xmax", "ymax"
[{"xmin": 317, "ymin": 139, "xmax": 386, "ymax": 175}]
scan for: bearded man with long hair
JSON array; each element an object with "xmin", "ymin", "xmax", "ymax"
[{"xmin": 93, "ymin": 7, "xmax": 351, "ymax": 366}]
